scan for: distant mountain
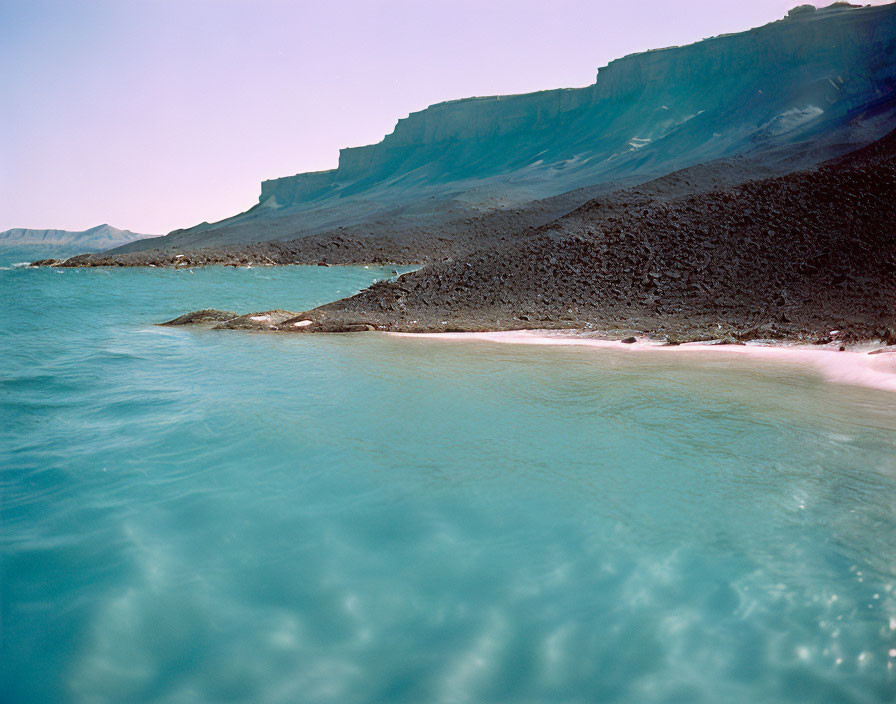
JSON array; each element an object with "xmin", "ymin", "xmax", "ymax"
[
  {"xmin": 0, "ymin": 224, "xmax": 150, "ymax": 252},
  {"xmin": 113, "ymin": 2, "xmax": 896, "ymax": 254}
]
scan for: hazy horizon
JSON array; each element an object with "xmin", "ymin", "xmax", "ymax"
[{"xmin": 1, "ymin": 0, "xmax": 892, "ymax": 235}]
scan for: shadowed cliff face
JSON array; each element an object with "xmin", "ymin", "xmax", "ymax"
[
  {"xmin": 294, "ymin": 2, "xmax": 896, "ymax": 196},
  {"xmin": 113, "ymin": 3, "xmax": 896, "ymax": 255}
]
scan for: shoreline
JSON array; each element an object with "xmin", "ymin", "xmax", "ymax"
[{"xmin": 388, "ymin": 329, "xmax": 896, "ymax": 393}]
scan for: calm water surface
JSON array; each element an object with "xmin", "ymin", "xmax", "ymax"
[{"xmin": 1, "ymin": 263, "xmax": 895, "ymax": 703}]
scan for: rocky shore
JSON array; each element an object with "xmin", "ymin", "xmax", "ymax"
[
  {"xmin": 160, "ymin": 128, "xmax": 896, "ymax": 346},
  {"xmin": 30, "ymin": 233, "xmax": 457, "ymax": 269}
]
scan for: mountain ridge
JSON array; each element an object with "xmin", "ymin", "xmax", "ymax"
[{"xmin": 1, "ymin": 224, "xmax": 150, "ymax": 250}]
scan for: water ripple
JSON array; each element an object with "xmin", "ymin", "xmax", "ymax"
[{"xmin": 1, "ymin": 266, "xmax": 895, "ymax": 703}]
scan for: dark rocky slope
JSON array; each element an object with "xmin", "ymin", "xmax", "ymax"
[
  {"xmin": 46, "ymin": 132, "xmax": 885, "ymax": 270},
  {"xmin": 167, "ymin": 128, "xmax": 896, "ymax": 343}
]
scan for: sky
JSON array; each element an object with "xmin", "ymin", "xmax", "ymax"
[{"xmin": 0, "ymin": 0, "xmax": 892, "ymax": 235}]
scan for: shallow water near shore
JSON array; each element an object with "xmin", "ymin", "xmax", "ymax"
[{"xmin": 2, "ymin": 265, "xmax": 896, "ymax": 703}]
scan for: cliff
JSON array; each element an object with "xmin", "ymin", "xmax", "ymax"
[
  {"xmin": 115, "ymin": 2, "xmax": 896, "ymax": 253},
  {"xmin": 259, "ymin": 3, "xmax": 896, "ymax": 207}
]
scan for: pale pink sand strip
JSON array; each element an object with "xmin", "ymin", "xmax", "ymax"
[{"xmin": 390, "ymin": 330, "xmax": 896, "ymax": 393}]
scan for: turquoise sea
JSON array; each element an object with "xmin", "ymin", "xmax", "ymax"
[{"xmin": 2, "ymin": 256, "xmax": 895, "ymax": 703}]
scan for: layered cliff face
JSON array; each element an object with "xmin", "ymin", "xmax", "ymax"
[
  {"xmin": 260, "ymin": 3, "xmax": 895, "ymax": 207},
  {"xmin": 120, "ymin": 3, "xmax": 896, "ymax": 253}
]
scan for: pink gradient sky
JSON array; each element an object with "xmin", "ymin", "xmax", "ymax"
[{"xmin": 1, "ymin": 1, "xmax": 891, "ymax": 235}]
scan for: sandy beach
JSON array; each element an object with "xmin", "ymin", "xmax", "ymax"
[{"xmin": 391, "ymin": 330, "xmax": 896, "ymax": 393}]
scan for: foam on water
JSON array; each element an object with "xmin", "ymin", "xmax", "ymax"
[{"xmin": 1, "ymin": 266, "xmax": 895, "ymax": 703}]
